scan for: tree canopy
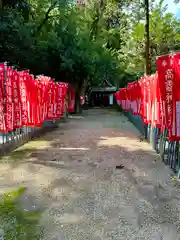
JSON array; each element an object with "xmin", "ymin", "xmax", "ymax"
[{"xmin": 0, "ymin": 0, "xmax": 180, "ymax": 89}]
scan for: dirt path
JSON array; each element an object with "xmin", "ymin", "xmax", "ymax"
[{"xmin": 0, "ymin": 108, "xmax": 180, "ymax": 240}]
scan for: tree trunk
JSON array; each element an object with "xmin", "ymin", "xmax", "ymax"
[
  {"xmin": 75, "ymin": 92, "xmax": 82, "ymax": 114},
  {"xmin": 74, "ymin": 79, "xmax": 87, "ymax": 114},
  {"xmin": 144, "ymin": 0, "xmax": 151, "ymax": 75}
]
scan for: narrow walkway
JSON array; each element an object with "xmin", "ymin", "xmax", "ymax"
[{"xmin": 0, "ymin": 109, "xmax": 180, "ymax": 240}]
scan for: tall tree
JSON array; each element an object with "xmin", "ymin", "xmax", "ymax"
[
  {"xmin": 121, "ymin": 0, "xmax": 180, "ymax": 75},
  {"xmin": 144, "ymin": 0, "xmax": 151, "ymax": 75},
  {"xmin": 1, "ymin": 0, "xmax": 179, "ymax": 93}
]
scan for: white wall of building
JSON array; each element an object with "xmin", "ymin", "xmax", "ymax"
[{"xmin": 109, "ymin": 94, "xmax": 113, "ymax": 105}]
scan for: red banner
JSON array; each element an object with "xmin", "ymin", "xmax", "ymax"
[
  {"xmin": 37, "ymin": 75, "xmax": 50, "ymax": 122},
  {"xmin": 171, "ymin": 53, "xmax": 180, "ymax": 140},
  {"xmin": 0, "ymin": 64, "xmax": 6, "ymax": 133},
  {"xmin": 12, "ymin": 70, "xmax": 22, "ymax": 129},
  {"xmin": 47, "ymin": 80, "xmax": 54, "ymax": 120},
  {"xmin": 157, "ymin": 55, "xmax": 173, "ymax": 138},
  {"xmin": 115, "ymin": 53, "xmax": 180, "ymax": 140},
  {"xmin": 5, "ymin": 67, "xmax": 14, "ymax": 132},
  {"xmin": 0, "ymin": 64, "xmax": 69, "ymax": 133},
  {"xmin": 18, "ymin": 71, "xmax": 29, "ymax": 126},
  {"xmin": 56, "ymin": 83, "xmax": 63, "ymax": 118},
  {"xmin": 58, "ymin": 83, "xmax": 68, "ymax": 116}
]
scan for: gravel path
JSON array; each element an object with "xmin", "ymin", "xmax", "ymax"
[{"xmin": 0, "ymin": 108, "xmax": 180, "ymax": 240}]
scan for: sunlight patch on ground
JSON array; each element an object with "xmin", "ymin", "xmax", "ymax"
[
  {"xmin": 51, "ymin": 187, "xmax": 80, "ymax": 202},
  {"xmin": 97, "ymin": 136, "xmax": 146, "ymax": 151},
  {"xmin": 69, "ymin": 116, "xmax": 84, "ymax": 119},
  {"xmin": 54, "ymin": 213, "xmax": 84, "ymax": 224},
  {"xmin": 59, "ymin": 147, "xmax": 90, "ymax": 150},
  {"xmin": 0, "ymin": 163, "xmax": 62, "ymax": 193},
  {"xmin": 103, "ymin": 110, "xmax": 121, "ymax": 115}
]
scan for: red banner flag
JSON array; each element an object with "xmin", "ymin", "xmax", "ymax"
[
  {"xmin": 12, "ymin": 70, "xmax": 22, "ymax": 129},
  {"xmin": 47, "ymin": 80, "xmax": 55, "ymax": 120},
  {"xmin": 157, "ymin": 55, "xmax": 173, "ymax": 138},
  {"xmin": 0, "ymin": 64, "xmax": 6, "ymax": 133},
  {"xmin": 18, "ymin": 71, "xmax": 29, "ymax": 126},
  {"xmin": 56, "ymin": 83, "xmax": 68, "ymax": 117},
  {"xmin": 5, "ymin": 67, "xmax": 14, "ymax": 132},
  {"xmin": 171, "ymin": 53, "xmax": 180, "ymax": 140},
  {"xmin": 37, "ymin": 75, "xmax": 50, "ymax": 122},
  {"xmin": 56, "ymin": 83, "xmax": 63, "ymax": 118}
]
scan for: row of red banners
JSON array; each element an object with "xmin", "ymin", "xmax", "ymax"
[
  {"xmin": 0, "ymin": 63, "xmax": 79, "ymax": 133},
  {"xmin": 115, "ymin": 53, "xmax": 180, "ymax": 141}
]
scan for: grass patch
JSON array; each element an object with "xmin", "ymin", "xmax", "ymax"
[
  {"xmin": 0, "ymin": 139, "xmax": 50, "ymax": 166},
  {"xmin": 0, "ymin": 186, "xmax": 44, "ymax": 239},
  {"xmin": 17, "ymin": 140, "xmax": 50, "ymax": 150}
]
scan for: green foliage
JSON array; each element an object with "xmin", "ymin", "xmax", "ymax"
[
  {"xmin": 0, "ymin": 0, "xmax": 125, "ymax": 88},
  {"xmin": 0, "ymin": 0, "xmax": 180, "ymax": 89},
  {"xmin": 0, "ymin": 186, "xmax": 43, "ymax": 239},
  {"xmin": 122, "ymin": 0, "xmax": 180, "ymax": 74}
]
